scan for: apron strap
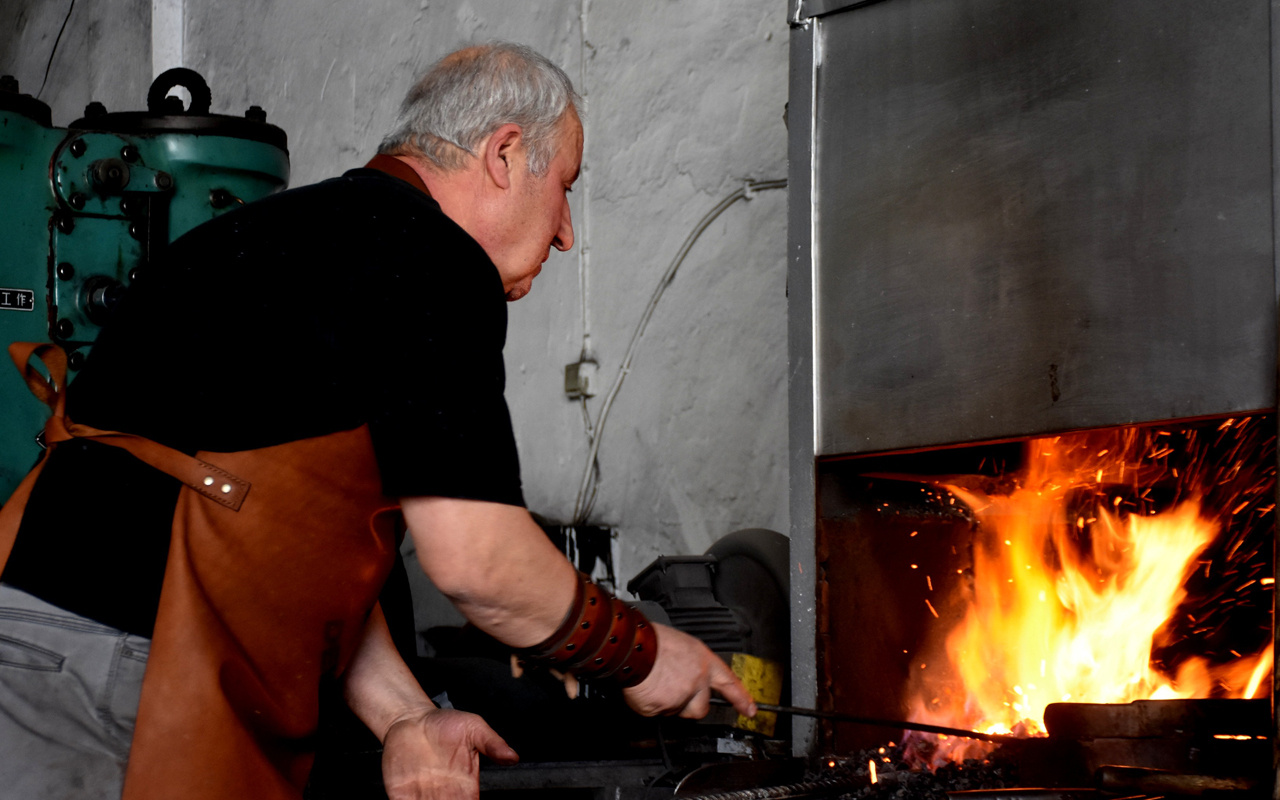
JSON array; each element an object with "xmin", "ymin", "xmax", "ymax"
[
  {"xmin": 9, "ymin": 342, "xmax": 67, "ymax": 414},
  {"xmin": 8, "ymin": 343, "xmax": 250, "ymax": 511}
]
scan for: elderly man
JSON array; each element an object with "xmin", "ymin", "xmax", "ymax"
[{"xmin": 0, "ymin": 42, "xmax": 754, "ymax": 800}]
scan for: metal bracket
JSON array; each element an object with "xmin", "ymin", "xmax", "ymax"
[
  {"xmin": 788, "ymin": 0, "xmax": 807, "ymax": 25},
  {"xmin": 47, "ymin": 132, "xmax": 175, "ymax": 346},
  {"xmin": 795, "ymin": 0, "xmax": 886, "ymax": 23}
]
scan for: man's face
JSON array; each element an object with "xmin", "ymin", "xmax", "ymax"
[{"xmin": 494, "ymin": 108, "xmax": 583, "ymax": 302}]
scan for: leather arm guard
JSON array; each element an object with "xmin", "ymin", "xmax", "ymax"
[{"xmin": 519, "ymin": 571, "xmax": 658, "ymax": 687}]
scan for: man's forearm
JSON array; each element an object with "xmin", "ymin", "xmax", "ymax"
[
  {"xmin": 343, "ymin": 603, "xmax": 435, "ymax": 741},
  {"xmin": 400, "ymin": 496, "xmax": 758, "ymax": 720},
  {"xmin": 401, "ymin": 497, "xmax": 577, "ymax": 648},
  {"xmin": 344, "ymin": 601, "xmax": 520, "ymax": 796}
]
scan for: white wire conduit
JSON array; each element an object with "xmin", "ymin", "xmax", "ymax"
[{"xmin": 570, "ymin": 177, "xmax": 788, "ymax": 524}]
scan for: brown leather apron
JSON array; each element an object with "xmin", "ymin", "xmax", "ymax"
[{"xmin": 0, "ymin": 343, "xmax": 402, "ymax": 799}]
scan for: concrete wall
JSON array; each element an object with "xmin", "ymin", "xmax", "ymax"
[
  {"xmin": 1, "ymin": 0, "xmax": 152, "ymax": 124},
  {"xmin": 1, "ymin": 0, "xmax": 790, "ymax": 630}
]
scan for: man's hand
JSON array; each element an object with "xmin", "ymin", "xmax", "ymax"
[
  {"xmin": 401, "ymin": 498, "xmax": 759, "ymax": 721},
  {"xmin": 381, "ymin": 707, "xmax": 519, "ymax": 800},
  {"xmin": 622, "ymin": 623, "xmax": 758, "ymax": 719},
  {"xmin": 344, "ymin": 606, "xmax": 518, "ymax": 798}
]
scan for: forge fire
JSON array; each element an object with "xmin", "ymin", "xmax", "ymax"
[{"xmin": 900, "ymin": 418, "xmax": 1275, "ymax": 763}]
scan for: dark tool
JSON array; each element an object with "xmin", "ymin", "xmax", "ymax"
[
  {"xmin": 710, "ymin": 698, "xmax": 1012, "ymax": 743},
  {"xmin": 1097, "ymin": 765, "xmax": 1265, "ymax": 796}
]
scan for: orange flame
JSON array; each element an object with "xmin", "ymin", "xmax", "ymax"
[{"xmin": 905, "ymin": 421, "xmax": 1274, "ymax": 763}]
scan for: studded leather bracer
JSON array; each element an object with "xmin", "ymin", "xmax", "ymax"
[{"xmin": 519, "ymin": 571, "xmax": 658, "ymax": 687}]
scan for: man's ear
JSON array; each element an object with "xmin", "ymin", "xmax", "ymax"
[{"xmin": 483, "ymin": 123, "xmax": 524, "ymax": 190}]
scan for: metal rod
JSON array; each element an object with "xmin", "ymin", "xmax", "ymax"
[{"xmin": 711, "ymin": 698, "xmax": 1011, "ymax": 743}]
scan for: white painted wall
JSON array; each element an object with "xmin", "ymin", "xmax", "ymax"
[
  {"xmin": 1, "ymin": 0, "xmax": 152, "ymax": 124},
  {"xmin": 150, "ymin": 0, "xmax": 183, "ymax": 77},
  {"xmin": 1, "ymin": 0, "xmax": 790, "ymax": 632}
]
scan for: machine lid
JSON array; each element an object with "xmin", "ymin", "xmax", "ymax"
[
  {"xmin": 68, "ymin": 111, "xmax": 288, "ymax": 150},
  {"xmin": 67, "ymin": 68, "xmax": 288, "ymax": 152},
  {"xmin": 0, "ymin": 75, "xmax": 53, "ymax": 127}
]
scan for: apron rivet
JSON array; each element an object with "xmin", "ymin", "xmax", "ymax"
[
  {"xmin": 203, "ymin": 477, "xmax": 214, "ymax": 486},
  {"xmin": 220, "ymin": 484, "xmax": 232, "ymax": 494}
]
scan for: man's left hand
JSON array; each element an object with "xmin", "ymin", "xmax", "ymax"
[{"xmin": 381, "ymin": 707, "xmax": 519, "ymax": 799}]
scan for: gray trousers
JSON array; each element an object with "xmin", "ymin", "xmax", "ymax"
[{"xmin": 0, "ymin": 583, "xmax": 150, "ymax": 800}]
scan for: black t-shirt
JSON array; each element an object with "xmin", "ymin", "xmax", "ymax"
[{"xmin": 2, "ymin": 168, "xmax": 525, "ymax": 638}]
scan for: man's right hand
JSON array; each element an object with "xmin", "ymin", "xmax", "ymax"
[
  {"xmin": 381, "ymin": 707, "xmax": 519, "ymax": 800},
  {"xmin": 621, "ymin": 623, "xmax": 758, "ymax": 720},
  {"xmin": 402, "ymin": 497, "xmax": 758, "ymax": 723}
]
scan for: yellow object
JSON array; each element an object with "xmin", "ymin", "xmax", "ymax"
[{"xmin": 730, "ymin": 653, "xmax": 783, "ymax": 736}]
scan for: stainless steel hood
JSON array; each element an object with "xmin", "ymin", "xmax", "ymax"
[{"xmin": 786, "ymin": 0, "xmax": 1280, "ymax": 755}]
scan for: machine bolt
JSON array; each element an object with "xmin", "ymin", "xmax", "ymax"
[
  {"xmin": 0, "ymin": 76, "xmax": 18, "ymax": 94},
  {"xmin": 245, "ymin": 105, "xmax": 267, "ymax": 122},
  {"xmin": 128, "ymin": 267, "xmax": 142, "ymax": 282},
  {"xmin": 91, "ymin": 158, "xmax": 131, "ymax": 193},
  {"xmin": 83, "ymin": 101, "xmax": 107, "ymax": 118},
  {"xmin": 128, "ymin": 221, "xmax": 144, "ymax": 240},
  {"xmin": 209, "ymin": 188, "xmax": 235, "ymax": 209},
  {"xmin": 56, "ymin": 262, "xmax": 75, "ymax": 281},
  {"xmin": 55, "ymin": 213, "xmax": 75, "ymax": 234},
  {"xmin": 69, "ymin": 139, "xmax": 87, "ymax": 158},
  {"xmin": 67, "ymin": 351, "xmax": 85, "ymax": 371},
  {"xmin": 68, "ymin": 193, "xmax": 86, "ymax": 210},
  {"xmin": 120, "ymin": 144, "xmax": 139, "ymax": 163},
  {"xmin": 155, "ymin": 172, "xmax": 173, "ymax": 190},
  {"xmin": 119, "ymin": 197, "xmax": 134, "ymax": 215},
  {"xmin": 83, "ymin": 275, "xmax": 126, "ymax": 325},
  {"xmin": 55, "ymin": 319, "xmax": 74, "ymax": 340}
]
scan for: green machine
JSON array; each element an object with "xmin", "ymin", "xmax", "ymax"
[{"xmin": 0, "ymin": 68, "xmax": 290, "ymax": 502}]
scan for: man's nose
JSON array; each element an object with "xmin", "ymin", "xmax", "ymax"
[{"xmin": 553, "ymin": 200, "xmax": 574, "ymax": 251}]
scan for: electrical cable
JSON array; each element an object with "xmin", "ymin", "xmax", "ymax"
[
  {"xmin": 576, "ymin": 0, "xmax": 595, "ymax": 369},
  {"xmin": 576, "ymin": 395, "xmax": 602, "ymax": 522},
  {"xmin": 571, "ymin": 178, "xmax": 787, "ymax": 524},
  {"xmin": 579, "ymin": 467, "xmax": 600, "ymax": 522},
  {"xmin": 37, "ymin": 0, "xmax": 77, "ymax": 100},
  {"xmin": 578, "ymin": 395, "xmax": 595, "ymax": 442},
  {"xmin": 655, "ymin": 719, "xmax": 676, "ymax": 777}
]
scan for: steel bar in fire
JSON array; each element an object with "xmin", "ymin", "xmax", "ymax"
[{"xmin": 709, "ymin": 699, "xmax": 1011, "ymax": 743}]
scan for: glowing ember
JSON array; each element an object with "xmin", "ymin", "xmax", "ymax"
[{"xmin": 904, "ymin": 419, "xmax": 1275, "ymax": 764}]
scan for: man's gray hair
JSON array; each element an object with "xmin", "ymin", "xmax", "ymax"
[{"xmin": 379, "ymin": 42, "xmax": 579, "ymax": 176}]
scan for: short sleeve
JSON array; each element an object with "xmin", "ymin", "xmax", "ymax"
[{"xmin": 351, "ymin": 192, "xmax": 525, "ymax": 507}]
